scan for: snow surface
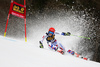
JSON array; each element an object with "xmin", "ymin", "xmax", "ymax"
[{"xmin": 0, "ymin": 36, "xmax": 100, "ymax": 67}]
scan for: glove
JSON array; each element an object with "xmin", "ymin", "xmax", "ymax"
[
  {"xmin": 62, "ymin": 32, "xmax": 71, "ymax": 36},
  {"xmin": 39, "ymin": 41, "xmax": 44, "ymax": 48},
  {"xmin": 66, "ymin": 32, "xmax": 71, "ymax": 36}
]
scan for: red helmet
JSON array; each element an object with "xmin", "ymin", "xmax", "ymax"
[{"xmin": 48, "ymin": 27, "xmax": 55, "ymax": 33}]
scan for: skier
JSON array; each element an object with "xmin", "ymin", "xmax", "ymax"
[{"xmin": 39, "ymin": 27, "xmax": 71, "ymax": 54}]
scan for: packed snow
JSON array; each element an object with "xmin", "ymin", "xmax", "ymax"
[{"xmin": 0, "ymin": 36, "xmax": 100, "ymax": 67}]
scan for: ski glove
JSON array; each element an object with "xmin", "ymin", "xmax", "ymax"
[
  {"xmin": 66, "ymin": 32, "xmax": 71, "ymax": 36},
  {"xmin": 39, "ymin": 41, "xmax": 44, "ymax": 48},
  {"xmin": 62, "ymin": 32, "xmax": 71, "ymax": 36}
]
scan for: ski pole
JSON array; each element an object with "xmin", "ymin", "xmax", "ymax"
[{"xmin": 71, "ymin": 34, "xmax": 90, "ymax": 39}]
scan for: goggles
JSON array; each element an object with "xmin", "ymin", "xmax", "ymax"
[{"xmin": 48, "ymin": 31, "xmax": 54, "ymax": 34}]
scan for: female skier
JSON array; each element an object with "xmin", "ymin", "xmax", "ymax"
[{"xmin": 39, "ymin": 27, "xmax": 71, "ymax": 54}]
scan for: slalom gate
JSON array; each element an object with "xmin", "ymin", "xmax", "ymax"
[{"xmin": 4, "ymin": 0, "xmax": 27, "ymax": 42}]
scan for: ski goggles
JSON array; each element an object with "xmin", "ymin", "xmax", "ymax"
[{"xmin": 48, "ymin": 31, "xmax": 54, "ymax": 34}]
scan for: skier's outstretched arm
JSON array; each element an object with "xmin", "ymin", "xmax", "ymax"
[
  {"xmin": 39, "ymin": 35, "xmax": 47, "ymax": 48},
  {"xmin": 55, "ymin": 31, "xmax": 71, "ymax": 36}
]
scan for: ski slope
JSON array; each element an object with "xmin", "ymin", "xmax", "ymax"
[{"xmin": 0, "ymin": 36, "xmax": 100, "ymax": 67}]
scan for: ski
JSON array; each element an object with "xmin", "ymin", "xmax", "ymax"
[{"xmin": 67, "ymin": 49, "xmax": 88, "ymax": 60}]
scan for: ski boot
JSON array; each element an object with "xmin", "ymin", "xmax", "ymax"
[{"xmin": 57, "ymin": 50, "xmax": 64, "ymax": 55}]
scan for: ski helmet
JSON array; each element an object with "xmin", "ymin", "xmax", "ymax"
[{"xmin": 48, "ymin": 27, "xmax": 55, "ymax": 34}]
